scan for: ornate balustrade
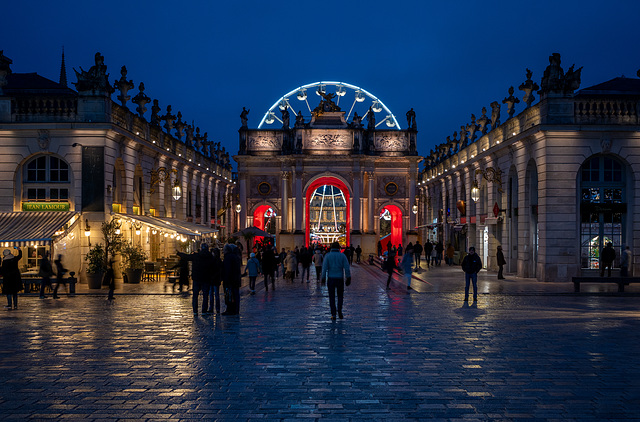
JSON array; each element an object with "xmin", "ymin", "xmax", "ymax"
[
  {"xmin": 574, "ymin": 98, "xmax": 638, "ymax": 124},
  {"xmin": 12, "ymin": 96, "xmax": 77, "ymax": 122}
]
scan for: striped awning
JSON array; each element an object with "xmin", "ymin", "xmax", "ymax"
[
  {"xmin": 156, "ymin": 218, "xmax": 217, "ymax": 235},
  {"xmin": 116, "ymin": 213, "xmax": 198, "ymax": 237},
  {"xmin": 0, "ymin": 212, "xmax": 80, "ymax": 246}
]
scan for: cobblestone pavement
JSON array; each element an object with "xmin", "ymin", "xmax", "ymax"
[{"xmin": 2, "ymin": 263, "xmax": 640, "ymax": 421}]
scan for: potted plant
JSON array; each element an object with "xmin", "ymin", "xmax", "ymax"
[
  {"xmin": 85, "ymin": 243, "xmax": 107, "ymax": 289},
  {"xmin": 121, "ymin": 241, "xmax": 147, "ymax": 284}
]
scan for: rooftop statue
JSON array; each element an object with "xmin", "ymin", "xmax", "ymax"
[
  {"xmin": 114, "ymin": 66, "xmax": 134, "ymax": 108},
  {"xmin": 240, "ymin": 107, "xmax": 250, "ymax": 128},
  {"xmin": 477, "ymin": 107, "xmax": 490, "ymax": 135},
  {"xmin": 366, "ymin": 106, "xmax": 376, "ymax": 131},
  {"xmin": 459, "ymin": 126, "xmax": 468, "ymax": 149},
  {"xmin": 351, "ymin": 111, "xmax": 362, "ymax": 128},
  {"xmin": 73, "ymin": 52, "xmax": 114, "ymax": 95},
  {"xmin": 161, "ymin": 105, "xmax": 176, "ymax": 133},
  {"xmin": 150, "ymin": 99, "xmax": 161, "ymax": 126},
  {"xmin": 295, "ymin": 111, "xmax": 305, "ymax": 128},
  {"xmin": 174, "ymin": 111, "xmax": 185, "ymax": 140},
  {"xmin": 502, "ymin": 86, "xmax": 520, "ymax": 119},
  {"xmin": 539, "ymin": 53, "xmax": 582, "ymax": 96},
  {"xmin": 406, "ymin": 108, "xmax": 417, "ymax": 130},
  {"xmin": 0, "ymin": 51, "xmax": 12, "ymax": 94},
  {"xmin": 466, "ymin": 114, "xmax": 478, "ymax": 143},
  {"xmin": 518, "ymin": 68, "xmax": 540, "ymax": 108},
  {"xmin": 281, "ymin": 107, "xmax": 290, "ymax": 129},
  {"xmin": 313, "ymin": 91, "xmax": 341, "ymax": 115},
  {"xmin": 185, "ymin": 124, "xmax": 194, "ymax": 147},
  {"xmin": 490, "ymin": 101, "xmax": 501, "ymax": 129},
  {"xmin": 132, "ymin": 82, "xmax": 151, "ymax": 117}
]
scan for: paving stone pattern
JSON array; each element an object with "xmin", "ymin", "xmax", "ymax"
[{"xmin": 1, "ymin": 264, "xmax": 639, "ymax": 421}]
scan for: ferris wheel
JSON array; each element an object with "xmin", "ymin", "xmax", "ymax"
[{"xmin": 258, "ymin": 81, "xmax": 401, "ymax": 130}]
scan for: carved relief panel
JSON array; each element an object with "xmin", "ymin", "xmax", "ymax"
[
  {"xmin": 304, "ymin": 130, "xmax": 351, "ymax": 150},
  {"xmin": 374, "ymin": 132, "xmax": 408, "ymax": 151},
  {"xmin": 247, "ymin": 131, "xmax": 282, "ymax": 151},
  {"xmin": 377, "ymin": 175, "xmax": 407, "ymax": 197}
]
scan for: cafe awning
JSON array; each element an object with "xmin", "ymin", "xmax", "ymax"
[
  {"xmin": 0, "ymin": 211, "xmax": 80, "ymax": 246},
  {"xmin": 116, "ymin": 213, "xmax": 197, "ymax": 236},
  {"xmin": 155, "ymin": 218, "xmax": 217, "ymax": 235}
]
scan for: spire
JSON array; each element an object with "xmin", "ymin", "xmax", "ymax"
[{"xmin": 59, "ymin": 46, "xmax": 67, "ymax": 87}]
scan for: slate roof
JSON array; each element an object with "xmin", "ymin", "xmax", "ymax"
[
  {"xmin": 4, "ymin": 72, "xmax": 76, "ymax": 95},
  {"xmin": 577, "ymin": 76, "xmax": 640, "ymax": 96}
]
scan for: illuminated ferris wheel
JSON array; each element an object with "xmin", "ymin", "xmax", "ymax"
[
  {"xmin": 309, "ymin": 185, "xmax": 347, "ymax": 245},
  {"xmin": 258, "ymin": 81, "xmax": 401, "ymax": 130}
]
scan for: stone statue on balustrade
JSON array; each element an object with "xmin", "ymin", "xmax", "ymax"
[
  {"xmin": 490, "ymin": 101, "xmax": 501, "ymax": 129},
  {"xmin": 519, "ymin": 69, "xmax": 539, "ymax": 108},
  {"xmin": 150, "ymin": 99, "xmax": 161, "ymax": 126},
  {"xmin": 502, "ymin": 86, "xmax": 520, "ymax": 119},
  {"xmin": 313, "ymin": 91, "xmax": 341, "ymax": 115},
  {"xmin": 351, "ymin": 111, "xmax": 362, "ymax": 128},
  {"xmin": 132, "ymin": 82, "xmax": 151, "ymax": 117},
  {"xmin": 295, "ymin": 111, "xmax": 305, "ymax": 128},
  {"xmin": 459, "ymin": 126, "xmax": 468, "ymax": 149},
  {"xmin": 74, "ymin": 52, "xmax": 114, "ymax": 95},
  {"xmin": 366, "ymin": 106, "xmax": 376, "ymax": 131},
  {"xmin": 161, "ymin": 106, "xmax": 176, "ymax": 133},
  {"xmin": 114, "ymin": 66, "xmax": 134, "ymax": 108},
  {"xmin": 185, "ymin": 124, "xmax": 194, "ymax": 147},
  {"xmin": 281, "ymin": 107, "xmax": 290, "ymax": 129},
  {"xmin": 406, "ymin": 108, "xmax": 417, "ymax": 130},
  {"xmin": 194, "ymin": 127, "xmax": 203, "ymax": 149},
  {"xmin": 240, "ymin": 107, "xmax": 250, "ymax": 128},
  {"xmin": 174, "ymin": 111, "xmax": 185, "ymax": 140},
  {"xmin": 477, "ymin": 107, "xmax": 490, "ymax": 135},
  {"xmin": 539, "ymin": 53, "xmax": 582, "ymax": 96},
  {"xmin": 466, "ymin": 114, "xmax": 479, "ymax": 143}
]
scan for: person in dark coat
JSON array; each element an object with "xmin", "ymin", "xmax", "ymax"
[
  {"xmin": 461, "ymin": 246, "xmax": 483, "ymax": 302},
  {"xmin": 104, "ymin": 259, "xmax": 116, "ymax": 301},
  {"xmin": 221, "ymin": 243, "xmax": 242, "ymax": 315},
  {"xmin": 2, "ymin": 248, "xmax": 22, "ymax": 309},
  {"xmin": 385, "ymin": 250, "xmax": 396, "ymax": 290},
  {"xmin": 435, "ymin": 241, "xmax": 444, "ymax": 266},
  {"xmin": 424, "ymin": 240, "xmax": 433, "ymax": 268},
  {"xmin": 497, "ymin": 245, "xmax": 506, "ymax": 279},
  {"xmin": 179, "ymin": 243, "xmax": 215, "ymax": 315},
  {"xmin": 601, "ymin": 242, "xmax": 616, "ymax": 277},
  {"xmin": 355, "ymin": 245, "xmax": 362, "ymax": 264},
  {"xmin": 299, "ymin": 246, "xmax": 313, "ymax": 282},
  {"xmin": 207, "ymin": 248, "xmax": 222, "ymax": 313},
  {"xmin": 171, "ymin": 253, "xmax": 190, "ymax": 292},
  {"xmin": 38, "ymin": 251, "xmax": 54, "ymax": 299},
  {"xmin": 53, "ymin": 254, "xmax": 68, "ymax": 299},
  {"xmin": 413, "ymin": 241, "xmax": 423, "ymax": 269},
  {"xmin": 261, "ymin": 246, "xmax": 277, "ymax": 291},
  {"xmin": 377, "ymin": 241, "xmax": 383, "ymax": 257}
]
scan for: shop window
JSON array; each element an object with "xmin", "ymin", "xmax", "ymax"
[{"xmin": 24, "ymin": 155, "xmax": 71, "ymax": 202}]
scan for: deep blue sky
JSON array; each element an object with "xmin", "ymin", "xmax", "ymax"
[{"xmin": 3, "ymin": 0, "xmax": 639, "ymax": 169}]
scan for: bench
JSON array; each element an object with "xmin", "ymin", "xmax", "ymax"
[{"xmin": 572, "ymin": 276, "xmax": 640, "ymax": 292}]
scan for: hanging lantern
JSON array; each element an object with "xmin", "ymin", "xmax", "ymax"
[
  {"xmin": 371, "ymin": 100, "xmax": 382, "ymax": 113},
  {"xmin": 297, "ymin": 89, "xmax": 307, "ymax": 101},
  {"xmin": 172, "ymin": 179, "xmax": 182, "ymax": 201},
  {"xmin": 265, "ymin": 111, "xmax": 275, "ymax": 124},
  {"xmin": 471, "ymin": 180, "xmax": 480, "ymax": 202},
  {"xmin": 336, "ymin": 85, "xmax": 346, "ymax": 96},
  {"xmin": 354, "ymin": 90, "xmax": 365, "ymax": 102},
  {"xmin": 235, "ymin": 203, "xmax": 242, "ymax": 213}
]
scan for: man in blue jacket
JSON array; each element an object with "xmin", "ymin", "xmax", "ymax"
[{"xmin": 321, "ymin": 242, "xmax": 351, "ymax": 320}]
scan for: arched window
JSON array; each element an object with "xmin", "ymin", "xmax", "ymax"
[
  {"xmin": 580, "ymin": 155, "xmax": 626, "ymax": 270},
  {"xmin": 24, "ymin": 155, "xmax": 70, "ymax": 201}
]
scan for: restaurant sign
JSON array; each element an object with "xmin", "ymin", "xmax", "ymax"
[{"xmin": 22, "ymin": 202, "xmax": 70, "ymax": 212}]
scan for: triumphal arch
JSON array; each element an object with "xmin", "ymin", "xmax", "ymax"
[{"xmin": 235, "ymin": 82, "xmax": 421, "ymax": 254}]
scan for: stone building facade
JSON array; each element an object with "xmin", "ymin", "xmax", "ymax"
[
  {"xmin": 0, "ymin": 51, "xmax": 234, "ymax": 281},
  {"xmin": 235, "ymin": 83, "xmax": 421, "ymax": 254},
  {"xmin": 418, "ymin": 54, "xmax": 640, "ymax": 281}
]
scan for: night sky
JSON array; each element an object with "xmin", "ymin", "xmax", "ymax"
[{"xmin": 3, "ymin": 0, "xmax": 639, "ymax": 169}]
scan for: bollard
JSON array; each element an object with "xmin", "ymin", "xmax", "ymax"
[{"xmin": 68, "ymin": 271, "xmax": 76, "ymax": 295}]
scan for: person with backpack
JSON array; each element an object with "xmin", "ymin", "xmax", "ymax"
[{"xmin": 461, "ymin": 246, "xmax": 483, "ymax": 302}]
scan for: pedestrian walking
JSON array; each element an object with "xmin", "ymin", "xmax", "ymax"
[
  {"xmin": 312, "ymin": 248, "xmax": 324, "ymax": 281},
  {"xmin": 401, "ymin": 247, "xmax": 414, "ymax": 290},
  {"xmin": 221, "ymin": 243, "xmax": 242, "ymax": 315},
  {"xmin": 461, "ymin": 246, "xmax": 482, "ymax": 302},
  {"xmin": 377, "ymin": 241, "xmax": 382, "ymax": 257},
  {"xmin": 105, "ymin": 260, "xmax": 116, "ymax": 301},
  {"xmin": 413, "ymin": 241, "xmax": 423, "ymax": 269},
  {"xmin": 321, "ymin": 241, "xmax": 351, "ymax": 320},
  {"xmin": 171, "ymin": 253, "xmax": 190, "ymax": 292},
  {"xmin": 398, "ymin": 244, "xmax": 403, "ymax": 257},
  {"xmin": 620, "ymin": 246, "xmax": 632, "ymax": 277},
  {"xmin": 1, "ymin": 247, "xmax": 22, "ymax": 310},
  {"xmin": 245, "ymin": 252, "xmax": 261, "ymax": 294},
  {"xmin": 600, "ymin": 242, "xmax": 616, "ymax": 277},
  {"xmin": 207, "ymin": 248, "xmax": 222, "ymax": 314},
  {"xmin": 446, "ymin": 243, "xmax": 455, "ymax": 266},
  {"xmin": 38, "ymin": 251, "xmax": 54, "ymax": 299},
  {"xmin": 300, "ymin": 246, "xmax": 313, "ymax": 282},
  {"xmin": 430, "ymin": 248, "xmax": 437, "ymax": 266},
  {"xmin": 424, "ymin": 240, "xmax": 433, "ymax": 268},
  {"xmin": 497, "ymin": 245, "xmax": 506, "ymax": 279},
  {"xmin": 435, "ymin": 241, "xmax": 444, "ymax": 266},
  {"xmin": 385, "ymin": 251, "xmax": 396, "ymax": 290},
  {"xmin": 355, "ymin": 245, "xmax": 362, "ymax": 263},
  {"xmin": 284, "ymin": 250, "xmax": 297, "ymax": 283},
  {"xmin": 179, "ymin": 243, "xmax": 215, "ymax": 315},
  {"xmin": 278, "ymin": 248, "xmax": 287, "ymax": 278},
  {"xmin": 261, "ymin": 246, "xmax": 277, "ymax": 290},
  {"xmin": 52, "ymin": 254, "xmax": 68, "ymax": 299},
  {"xmin": 294, "ymin": 246, "xmax": 300, "ymax": 278},
  {"xmin": 348, "ymin": 244, "xmax": 355, "ymax": 265}
]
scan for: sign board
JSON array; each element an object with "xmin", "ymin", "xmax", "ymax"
[
  {"xmin": 493, "ymin": 202, "xmax": 500, "ymax": 217},
  {"xmin": 22, "ymin": 202, "xmax": 70, "ymax": 212}
]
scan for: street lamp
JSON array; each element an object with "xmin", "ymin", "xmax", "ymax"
[
  {"xmin": 235, "ymin": 203, "xmax": 242, "ymax": 213},
  {"xmin": 84, "ymin": 219, "xmax": 91, "ymax": 246},
  {"xmin": 471, "ymin": 180, "xmax": 480, "ymax": 202}
]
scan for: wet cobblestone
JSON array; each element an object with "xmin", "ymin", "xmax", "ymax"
[{"xmin": 1, "ymin": 264, "xmax": 639, "ymax": 420}]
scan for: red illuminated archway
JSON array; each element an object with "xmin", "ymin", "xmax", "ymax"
[
  {"xmin": 305, "ymin": 176, "xmax": 350, "ymax": 248},
  {"xmin": 253, "ymin": 204, "xmax": 274, "ymax": 245},
  {"xmin": 380, "ymin": 204, "xmax": 403, "ymax": 252}
]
